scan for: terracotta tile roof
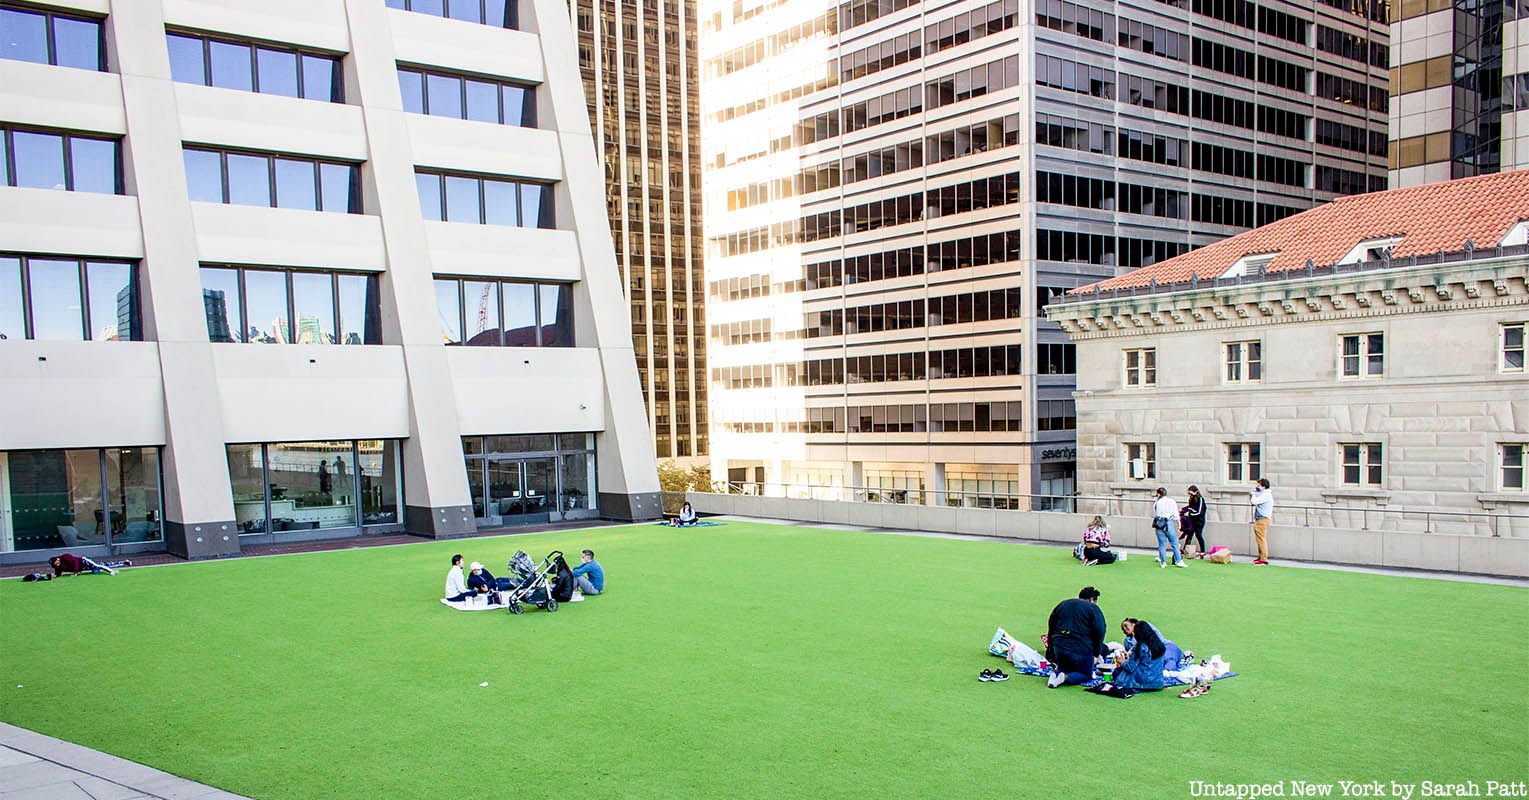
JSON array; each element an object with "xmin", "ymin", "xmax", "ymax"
[{"xmin": 1071, "ymin": 171, "xmax": 1529, "ymax": 295}]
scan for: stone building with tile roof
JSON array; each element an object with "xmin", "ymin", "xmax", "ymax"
[{"xmin": 1044, "ymin": 173, "xmax": 1529, "ymax": 540}]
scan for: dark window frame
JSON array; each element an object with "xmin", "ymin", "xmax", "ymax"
[
  {"xmin": 432, "ymin": 274, "xmax": 574, "ymax": 347},
  {"xmin": 0, "ymin": 3, "xmax": 106, "ymax": 70},
  {"xmin": 165, "ymin": 29, "xmax": 345, "ymax": 102},
  {"xmin": 199, "ymin": 263, "xmax": 381, "ymax": 345},
  {"xmin": 385, "ymin": 0, "xmax": 519, "ymax": 29},
  {"xmin": 183, "ymin": 146, "xmax": 362, "ymax": 213},
  {"xmin": 2, "ymin": 252, "xmax": 140, "ymax": 341},
  {"xmin": 414, "ymin": 169, "xmax": 556, "ymax": 228},
  {"xmin": 397, "ymin": 64, "xmax": 538, "ymax": 127},
  {"xmin": 1, "ymin": 126, "xmax": 123, "ymax": 194}
]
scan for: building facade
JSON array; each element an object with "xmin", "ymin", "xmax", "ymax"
[
  {"xmin": 571, "ymin": 0, "xmax": 710, "ymax": 462},
  {"xmin": 699, "ymin": 0, "xmax": 1389, "ymax": 507},
  {"xmin": 0, "ymin": 0, "xmax": 660, "ymax": 563},
  {"xmin": 1388, "ymin": 0, "xmax": 1528, "ymax": 185},
  {"xmin": 1046, "ymin": 172, "xmax": 1529, "ymax": 536}
]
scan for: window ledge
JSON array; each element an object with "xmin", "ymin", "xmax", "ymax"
[
  {"xmin": 1476, "ymin": 493, "xmax": 1529, "ymax": 506},
  {"xmin": 1201, "ymin": 484, "xmax": 1260, "ymax": 496},
  {"xmin": 1320, "ymin": 488, "xmax": 1390, "ymax": 504},
  {"xmin": 1107, "ymin": 482, "xmax": 1157, "ymax": 492}
]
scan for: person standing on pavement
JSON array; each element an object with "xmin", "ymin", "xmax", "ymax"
[
  {"xmin": 1181, "ymin": 485, "xmax": 1208, "ymax": 557},
  {"xmin": 1250, "ymin": 478, "xmax": 1274, "ymax": 565},
  {"xmin": 1152, "ymin": 488, "xmax": 1186, "ymax": 568}
]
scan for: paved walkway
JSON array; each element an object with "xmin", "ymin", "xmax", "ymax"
[
  {"xmin": 715, "ymin": 515, "xmax": 1529, "ymax": 587},
  {"xmin": 0, "ymin": 723, "xmax": 247, "ymax": 799}
]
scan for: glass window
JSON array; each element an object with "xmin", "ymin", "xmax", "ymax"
[
  {"xmin": 539, "ymin": 283, "xmax": 573, "ymax": 346},
  {"xmin": 86, "ymin": 261, "xmax": 133, "ymax": 341},
  {"xmin": 462, "ymin": 279, "xmax": 500, "ymax": 345},
  {"xmin": 68, "ymin": 136, "xmax": 117, "ymax": 195},
  {"xmin": 27, "ymin": 258, "xmax": 83, "ymax": 340},
  {"xmin": 274, "ymin": 158, "xmax": 317, "ymax": 210},
  {"xmin": 291, "ymin": 271, "xmax": 336, "ymax": 344},
  {"xmin": 483, "ymin": 178, "xmax": 519, "ymax": 225},
  {"xmin": 435, "ymin": 278, "xmax": 463, "ymax": 345},
  {"xmin": 1503, "ymin": 444, "xmax": 1525, "ymax": 491},
  {"xmin": 521, "ymin": 182, "xmax": 550, "ymax": 227},
  {"xmin": 52, "ymin": 16, "xmax": 101, "ymax": 71},
  {"xmin": 502, "ymin": 282, "xmax": 537, "ymax": 345},
  {"xmin": 0, "ymin": 256, "xmax": 23, "ymax": 340},
  {"xmin": 0, "ymin": 8, "xmax": 49, "ymax": 65},
  {"xmin": 243, "ymin": 269, "xmax": 289, "ymax": 343},
  {"xmin": 319, "ymin": 163, "xmax": 357, "ymax": 213},
  {"xmin": 227, "ymin": 444, "xmax": 268, "ymax": 534},
  {"xmin": 167, "ymin": 34, "xmax": 206, "ymax": 83},
  {"xmin": 358, "ymin": 440, "xmax": 400, "ymax": 525},
  {"xmin": 466, "ymin": 79, "xmax": 500, "ymax": 122},
  {"xmin": 63, "ymin": 447, "xmax": 105, "ymax": 543},
  {"xmin": 414, "ymin": 0, "xmax": 447, "ymax": 13},
  {"xmin": 226, "ymin": 153, "xmax": 272, "ymax": 207},
  {"xmin": 301, "ymin": 54, "xmax": 339, "ymax": 102},
  {"xmin": 445, "ymin": 175, "xmax": 480, "ymax": 222},
  {"xmin": 561, "ymin": 452, "xmax": 591, "ymax": 509},
  {"xmin": 1504, "ymin": 323, "xmax": 1526, "ymax": 371},
  {"xmin": 449, "ymin": 0, "xmax": 485, "ymax": 24},
  {"xmin": 337, "ymin": 273, "xmax": 381, "ymax": 345},
  {"xmin": 104, "ymin": 447, "xmax": 163, "ymax": 543},
  {"xmin": 399, "ymin": 70, "xmax": 425, "ymax": 113},
  {"xmin": 256, "ymin": 47, "xmax": 300, "ymax": 98},
  {"xmin": 209, "ymin": 40, "xmax": 254, "ymax": 91},
  {"xmin": 0, "ymin": 127, "xmax": 7, "ymax": 185},
  {"xmin": 427, "ymin": 73, "xmax": 463, "ymax": 117},
  {"xmin": 503, "ymin": 84, "xmax": 530, "ymax": 125},
  {"xmin": 486, "ymin": 0, "xmax": 512, "ymax": 26},
  {"xmin": 12, "ymin": 131, "xmax": 66, "ymax": 190},
  {"xmin": 416, "ymin": 173, "xmax": 443, "ymax": 220},
  {"xmin": 266, "ymin": 441, "xmax": 357, "ymax": 530},
  {"xmin": 184, "ymin": 149, "xmax": 224, "ymax": 202},
  {"xmin": 200, "ymin": 266, "xmax": 243, "ymax": 342}
]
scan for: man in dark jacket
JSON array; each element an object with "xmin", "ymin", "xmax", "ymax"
[{"xmin": 1045, "ymin": 586, "xmax": 1109, "ymax": 687}]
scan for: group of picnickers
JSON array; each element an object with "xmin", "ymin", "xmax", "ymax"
[{"xmin": 1078, "ymin": 479, "xmax": 1275, "ymax": 567}]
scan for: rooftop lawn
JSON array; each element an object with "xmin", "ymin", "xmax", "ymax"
[{"xmin": 1, "ymin": 521, "xmax": 1526, "ymax": 799}]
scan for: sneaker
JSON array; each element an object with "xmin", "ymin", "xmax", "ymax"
[
  {"xmin": 1160, "ymin": 561, "xmax": 1166, "ymax": 569},
  {"xmin": 123, "ymin": 560, "xmax": 133, "ymax": 567},
  {"xmin": 1174, "ymin": 561, "xmax": 1187, "ymax": 568},
  {"xmin": 1084, "ymin": 559, "xmax": 1097, "ymax": 566},
  {"xmin": 979, "ymin": 669, "xmax": 993, "ymax": 682},
  {"xmin": 989, "ymin": 669, "xmax": 1010, "ymax": 682},
  {"xmin": 1047, "ymin": 670, "xmax": 1067, "ymax": 688},
  {"xmin": 1253, "ymin": 558, "xmax": 1269, "ymax": 565},
  {"xmin": 106, "ymin": 567, "xmax": 119, "ymax": 576},
  {"xmin": 569, "ymin": 594, "xmax": 586, "ymax": 602}
]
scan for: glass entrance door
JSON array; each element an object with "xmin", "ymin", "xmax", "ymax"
[
  {"xmin": 487, "ymin": 459, "xmax": 526, "ymax": 518},
  {"xmin": 522, "ymin": 458, "xmax": 556, "ymax": 518}
]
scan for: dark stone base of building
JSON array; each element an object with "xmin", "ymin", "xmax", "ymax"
[
  {"xmin": 164, "ymin": 520, "xmax": 241, "ymax": 560},
  {"xmin": 405, "ymin": 504, "xmax": 480, "ymax": 539},
  {"xmin": 598, "ymin": 491, "xmax": 664, "ymax": 521}
]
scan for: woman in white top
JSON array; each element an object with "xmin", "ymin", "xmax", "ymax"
[{"xmin": 1151, "ymin": 488, "xmax": 1187, "ymax": 568}]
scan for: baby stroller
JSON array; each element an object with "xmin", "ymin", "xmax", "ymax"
[{"xmin": 504, "ymin": 550, "xmax": 563, "ymax": 615}]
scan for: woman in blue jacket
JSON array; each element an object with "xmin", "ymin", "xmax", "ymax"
[{"xmin": 1107, "ymin": 618, "xmax": 1175, "ymax": 691}]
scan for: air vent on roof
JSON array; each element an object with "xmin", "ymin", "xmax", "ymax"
[
  {"xmin": 1500, "ymin": 220, "xmax": 1529, "ymax": 247},
  {"xmin": 1222, "ymin": 253, "xmax": 1277, "ymax": 279},
  {"xmin": 1339, "ymin": 237, "xmax": 1403, "ymax": 265}
]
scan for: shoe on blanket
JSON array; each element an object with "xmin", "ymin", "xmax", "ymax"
[
  {"xmin": 979, "ymin": 669, "xmax": 993, "ymax": 682},
  {"xmin": 1046, "ymin": 670, "xmax": 1067, "ymax": 688},
  {"xmin": 989, "ymin": 669, "xmax": 1009, "ymax": 682}
]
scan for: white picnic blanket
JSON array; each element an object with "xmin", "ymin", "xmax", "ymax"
[{"xmin": 440, "ymin": 597, "xmax": 508, "ymax": 611}]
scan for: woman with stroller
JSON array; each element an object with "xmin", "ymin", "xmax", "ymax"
[
  {"xmin": 1179, "ymin": 485, "xmax": 1208, "ymax": 558},
  {"xmin": 1081, "ymin": 516, "xmax": 1122, "ymax": 565}
]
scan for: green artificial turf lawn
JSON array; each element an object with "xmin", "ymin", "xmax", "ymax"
[{"xmin": 2, "ymin": 522, "xmax": 1527, "ymax": 799}]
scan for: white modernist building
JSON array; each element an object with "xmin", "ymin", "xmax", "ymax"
[{"xmin": 0, "ymin": 0, "xmax": 660, "ymax": 562}]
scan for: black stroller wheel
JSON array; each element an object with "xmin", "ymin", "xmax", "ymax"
[
  {"xmin": 545, "ymin": 598, "xmax": 558, "ymax": 613},
  {"xmin": 510, "ymin": 600, "xmax": 524, "ymax": 615}
]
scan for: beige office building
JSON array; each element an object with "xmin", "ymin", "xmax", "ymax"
[
  {"xmin": 0, "ymin": 0, "xmax": 659, "ymax": 563},
  {"xmin": 1045, "ymin": 172, "xmax": 1529, "ymax": 537},
  {"xmin": 571, "ymin": 0, "xmax": 710, "ymax": 461},
  {"xmin": 1389, "ymin": 0, "xmax": 1526, "ymax": 184}
]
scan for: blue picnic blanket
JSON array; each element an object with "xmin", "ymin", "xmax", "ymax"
[
  {"xmin": 654, "ymin": 520, "xmax": 723, "ymax": 527},
  {"xmin": 987, "ymin": 629, "xmax": 1237, "ymax": 687}
]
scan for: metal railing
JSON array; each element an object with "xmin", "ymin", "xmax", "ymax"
[{"xmin": 665, "ymin": 482, "xmax": 1529, "ymax": 537}]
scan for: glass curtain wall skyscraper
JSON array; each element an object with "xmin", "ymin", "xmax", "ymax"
[
  {"xmin": 700, "ymin": 0, "xmax": 1389, "ymax": 505},
  {"xmin": 572, "ymin": 0, "xmax": 710, "ymax": 461}
]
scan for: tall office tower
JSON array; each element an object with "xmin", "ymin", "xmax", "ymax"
[
  {"xmin": 570, "ymin": 0, "xmax": 710, "ymax": 462},
  {"xmin": 700, "ymin": 0, "xmax": 1388, "ymax": 506},
  {"xmin": 0, "ymin": 0, "xmax": 659, "ymax": 563},
  {"xmin": 1389, "ymin": 0, "xmax": 1524, "ymax": 184}
]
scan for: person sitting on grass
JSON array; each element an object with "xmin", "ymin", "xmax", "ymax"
[
  {"xmin": 1081, "ymin": 516, "xmax": 1122, "ymax": 565},
  {"xmin": 673, "ymin": 502, "xmax": 699, "ymax": 526},
  {"xmin": 1045, "ymin": 586, "xmax": 1109, "ymax": 688},
  {"xmin": 571, "ymin": 549, "xmax": 604, "ymax": 597},
  {"xmin": 49, "ymin": 553, "xmax": 128, "ymax": 577},
  {"xmin": 466, "ymin": 562, "xmax": 497, "ymax": 596},
  {"xmin": 1119, "ymin": 618, "xmax": 1183, "ymax": 669},
  {"xmin": 444, "ymin": 554, "xmax": 477, "ymax": 603},
  {"xmin": 1102, "ymin": 618, "xmax": 1174, "ymax": 692}
]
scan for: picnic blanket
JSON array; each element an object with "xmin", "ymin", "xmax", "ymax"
[
  {"xmin": 440, "ymin": 597, "xmax": 509, "ymax": 611},
  {"xmin": 987, "ymin": 627, "xmax": 1237, "ymax": 687},
  {"xmin": 653, "ymin": 520, "xmax": 724, "ymax": 527}
]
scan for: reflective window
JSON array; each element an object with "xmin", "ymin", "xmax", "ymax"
[
  {"xmin": 227, "ymin": 443, "xmax": 267, "ymax": 534},
  {"xmin": 201, "ymin": 266, "xmax": 379, "ymax": 345},
  {"xmin": 0, "ymin": 255, "xmax": 127, "ymax": 341},
  {"xmin": 397, "ymin": 66, "xmax": 536, "ymax": 126},
  {"xmin": 0, "ymin": 6, "xmax": 103, "ymax": 70},
  {"xmin": 165, "ymin": 31, "xmax": 345, "ymax": 102},
  {"xmin": 436, "ymin": 276, "xmax": 573, "ymax": 347},
  {"xmin": 387, "ymin": 0, "xmax": 518, "ymax": 29},
  {"xmin": 2, "ymin": 128, "xmax": 121, "ymax": 194},
  {"xmin": 1, "ymin": 447, "xmax": 165, "ymax": 551},
  {"xmin": 416, "ymin": 170, "xmax": 554, "ymax": 228},
  {"xmin": 357, "ymin": 440, "xmax": 400, "ymax": 525},
  {"xmin": 226, "ymin": 441, "xmax": 401, "ymax": 535},
  {"xmin": 183, "ymin": 147, "xmax": 361, "ymax": 213}
]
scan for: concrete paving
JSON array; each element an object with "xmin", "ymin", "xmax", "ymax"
[
  {"xmin": 713, "ymin": 515, "xmax": 1529, "ymax": 587},
  {"xmin": 0, "ymin": 723, "xmax": 248, "ymax": 800}
]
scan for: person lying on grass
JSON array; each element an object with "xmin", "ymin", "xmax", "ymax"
[
  {"xmin": 50, "ymin": 553, "xmax": 129, "ymax": 577},
  {"xmin": 1046, "ymin": 586, "xmax": 1109, "ymax": 688}
]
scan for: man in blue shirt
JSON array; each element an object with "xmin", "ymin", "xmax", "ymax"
[{"xmin": 571, "ymin": 549, "xmax": 604, "ymax": 597}]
